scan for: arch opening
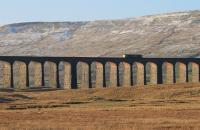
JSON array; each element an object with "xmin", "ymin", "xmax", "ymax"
[
  {"xmin": 146, "ymin": 62, "xmax": 157, "ymax": 85},
  {"xmin": 13, "ymin": 61, "xmax": 27, "ymax": 89},
  {"xmin": 77, "ymin": 62, "xmax": 89, "ymax": 89},
  {"xmin": 188, "ymin": 62, "xmax": 199, "ymax": 83},
  {"xmin": 29, "ymin": 61, "xmax": 42, "ymax": 88},
  {"xmin": 132, "ymin": 62, "xmax": 144, "ymax": 86},
  {"xmin": 162, "ymin": 62, "xmax": 174, "ymax": 84},
  {"xmin": 0, "ymin": 61, "xmax": 11, "ymax": 88},
  {"xmin": 91, "ymin": 62, "xmax": 103, "ymax": 88},
  {"xmin": 119, "ymin": 62, "xmax": 131, "ymax": 87},
  {"xmin": 105, "ymin": 62, "xmax": 117, "ymax": 87},
  {"xmin": 59, "ymin": 62, "xmax": 71, "ymax": 89},
  {"xmin": 44, "ymin": 61, "xmax": 57, "ymax": 88},
  {"xmin": 175, "ymin": 62, "xmax": 186, "ymax": 83}
]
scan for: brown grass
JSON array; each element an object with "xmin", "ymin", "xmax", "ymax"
[{"xmin": 1, "ymin": 83, "xmax": 200, "ymax": 130}]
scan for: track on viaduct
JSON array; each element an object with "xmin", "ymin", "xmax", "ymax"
[{"xmin": 0, "ymin": 56, "xmax": 199, "ymax": 89}]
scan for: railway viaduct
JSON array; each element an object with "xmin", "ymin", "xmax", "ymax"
[{"xmin": 0, "ymin": 56, "xmax": 199, "ymax": 89}]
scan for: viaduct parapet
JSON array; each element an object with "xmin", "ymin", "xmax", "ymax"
[{"xmin": 0, "ymin": 56, "xmax": 199, "ymax": 89}]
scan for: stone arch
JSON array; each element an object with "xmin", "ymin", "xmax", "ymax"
[
  {"xmin": 59, "ymin": 61, "xmax": 71, "ymax": 89},
  {"xmin": 119, "ymin": 62, "xmax": 131, "ymax": 87},
  {"xmin": 13, "ymin": 61, "xmax": 27, "ymax": 89},
  {"xmin": 0, "ymin": 61, "xmax": 11, "ymax": 88},
  {"xmin": 105, "ymin": 62, "xmax": 117, "ymax": 87},
  {"xmin": 91, "ymin": 62, "xmax": 103, "ymax": 88},
  {"xmin": 162, "ymin": 62, "xmax": 174, "ymax": 84},
  {"xmin": 44, "ymin": 61, "xmax": 57, "ymax": 88},
  {"xmin": 132, "ymin": 62, "xmax": 144, "ymax": 86},
  {"xmin": 77, "ymin": 61, "xmax": 89, "ymax": 89},
  {"xmin": 175, "ymin": 62, "xmax": 186, "ymax": 83},
  {"xmin": 146, "ymin": 62, "xmax": 157, "ymax": 85},
  {"xmin": 188, "ymin": 62, "xmax": 199, "ymax": 83},
  {"xmin": 29, "ymin": 61, "xmax": 42, "ymax": 87}
]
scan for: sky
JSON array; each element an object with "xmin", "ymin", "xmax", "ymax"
[{"xmin": 0, "ymin": 0, "xmax": 200, "ymax": 25}]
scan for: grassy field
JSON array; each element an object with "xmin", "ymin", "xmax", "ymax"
[{"xmin": 1, "ymin": 84, "xmax": 200, "ymax": 130}]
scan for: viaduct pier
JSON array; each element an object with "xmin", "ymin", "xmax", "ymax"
[{"xmin": 0, "ymin": 56, "xmax": 199, "ymax": 89}]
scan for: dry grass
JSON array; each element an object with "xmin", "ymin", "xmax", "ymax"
[{"xmin": 1, "ymin": 83, "xmax": 200, "ymax": 130}]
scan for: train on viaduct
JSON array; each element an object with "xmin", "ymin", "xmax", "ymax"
[{"xmin": 0, "ymin": 55, "xmax": 199, "ymax": 89}]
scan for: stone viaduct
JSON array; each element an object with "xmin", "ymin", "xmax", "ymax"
[{"xmin": 0, "ymin": 56, "xmax": 199, "ymax": 89}]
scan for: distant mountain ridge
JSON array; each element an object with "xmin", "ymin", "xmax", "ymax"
[{"xmin": 1, "ymin": 10, "xmax": 200, "ymax": 58}]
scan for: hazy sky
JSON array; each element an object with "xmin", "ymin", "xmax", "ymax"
[{"xmin": 0, "ymin": 0, "xmax": 200, "ymax": 25}]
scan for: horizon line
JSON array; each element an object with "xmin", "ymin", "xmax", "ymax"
[{"xmin": 1, "ymin": 9, "xmax": 199, "ymax": 26}]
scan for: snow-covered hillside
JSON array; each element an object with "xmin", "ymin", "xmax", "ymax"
[{"xmin": 1, "ymin": 10, "xmax": 200, "ymax": 57}]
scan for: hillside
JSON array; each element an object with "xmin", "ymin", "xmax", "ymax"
[
  {"xmin": 1, "ymin": 84, "xmax": 200, "ymax": 130},
  {"xmin": 1, "ymin": 10, "xmax": 200, "ymax": 57}
]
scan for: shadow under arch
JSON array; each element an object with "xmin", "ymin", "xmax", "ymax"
[
  {"xmin": 13, "ymin": 61, "xmax": 27, "ymax": 89},
  {"xmin": 59, "ymin": 61, "xmax": 71, "ymax": 89},
  {"xmin": 91, "ymin": 61, "xmax": 103, "ymax": 88},
  {"xmin": 77, "ymin": 61, "xmax": 89, "ymax": 89},
  {"xmin": 29, "ymin": 61, "xmax": 42, "ymax": 88},
  {"xmin": 105, "ymin": 62, "xmax": 117, "ymax": 87},
  {"xmin": 0, "ymin": 61, "xmax": 11, "ymax": 88},
  {"xmin": 175, "ymin": 62, "xmax": 186, "ymax": 83},
  {"xmin": 162, "ymin": 62, "xmax": 174, "ymax": 84},
  {"xmin": 119, "ymin": 62, "xmax": 131, "ymax": 87},
  {"xmin": 188, "ymin": 62, "xmax": 199, "ymax": 83},
  {"xmin": 132, "ymin": 62, "xmax": 144, "ymax": 86},
  {"xmin": 44, "ymin": 61, "xmax": 57, "ymax": 88},
  {"xmin": 145, "ymin": 62, "xmax": 157, "ymax": 85}
]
